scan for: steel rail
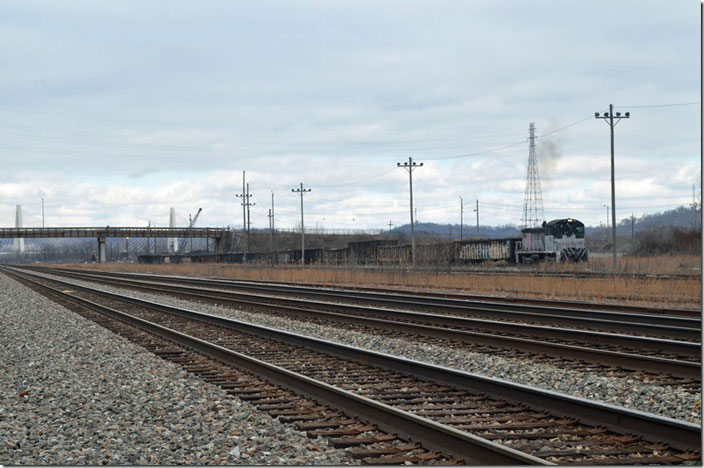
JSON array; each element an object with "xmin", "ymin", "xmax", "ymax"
[
  {"xmin": 27, "ymin": 267, "xmax": 701, "ymax": 356},
  {"xmin": 41, "ymin": 266, "xmax": 701, "ymax": 327},
  {"xmin": 5, "ymin": 268, "xmax": 548, "ymax": 465},
  {"xmin": 8, "ymin": 266, "xmax": 700, "ymax": 454}
]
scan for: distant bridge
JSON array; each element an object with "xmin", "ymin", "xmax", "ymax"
[{"xmin": 0, "ymin": 227, "xmax": 232, "ymax": 263}]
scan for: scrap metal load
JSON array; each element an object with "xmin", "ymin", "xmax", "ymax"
[
  {"xmin": 139, "ymin": 219, "xmax": 587, "ymax": 266},
  {"xmin": 377, "ymin": 218, "xmax": 587, "ymax": 264}
]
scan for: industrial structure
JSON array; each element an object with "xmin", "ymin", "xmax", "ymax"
[
  {"xmin": 0, "ymin": 226, "xmax": 232, "ymax": 263},
  {"xmin": 520, "ymin": 122, "xmax": 544, "ymax": 229},
  {"xmin": 13, "ymin": 205, "xmax": 25, "ymax": 254}
]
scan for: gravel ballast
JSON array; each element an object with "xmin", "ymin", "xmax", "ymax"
[
  {"xmin": 39, "ymin": 271, "xmax": 702, "ymax": 425},
  {"xmin": 0, "ymin": 273, "xmax": 358, "ymax": 465}
]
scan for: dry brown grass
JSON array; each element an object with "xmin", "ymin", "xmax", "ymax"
[
  {"xmin": 535, "ymin": 254, "xmax": 702, "ymax": 276},
  {"xmin": 62, "ymin": 255, "xmax": 702, "ymax": 310}
]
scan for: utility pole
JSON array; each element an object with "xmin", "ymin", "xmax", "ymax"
[
  {"xmin": 270, "ymin": 191, "xmax": 275, "ymax": 255},
  {"xmin": 236, "ymin": 171, "xmax": 254, "ymax": 257},
  {"xmin": 292, "ymin": 183, "xmax": 311, "ymax": 265},
  {"xmin": 397, "ymin": 157, "xmax": 423, "ymax": 268},
  {"xmin": 603, "ymin": 205, "xmax": 609, "ymax": 230},
  {"xmin": 459, "ymin": 196, "xmax": 464, "ymax": 240},
  {"xmin": 246, "ymin": 182, "xmax": 255, "ymax": 250},
  {"xmin": 147, "ymin": 220, "xmax": 151, "ymax": 255},
  {"xmin": 236, "ymin": 171, "xmax": 247, "ymax": 254},
  {"xmin": 692, "ymin": 184, "xmax": 698, "ymax": 229},
  {"xmin": 596, "ymin": 104, "xmax": 630, "ymax": 270},
  {"xmin": 631, "ymin": 213, "xmax": 635, "ymax": 240},
  {"xmin": 388, "ymin": 220, "xmax": 393, "ymax": 233},
  {"xmin": 268, "ymin": 209, "xmax": 273, "ymax": 253},
  {"xmin": 41, "ymin": 198, "xmax": 45, "ymax": 228},
  {"xmin": 474, "ymin": 200, "xmax": 479, "ymax": 238}
]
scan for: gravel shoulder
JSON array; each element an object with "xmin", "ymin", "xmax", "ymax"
[
  {"xmin": 39, "ymin": 272, "xmax": 702, "ymax": 425},
  {"xmin": 0, "ymin": 273, "xmax": 358, "ymax": 465}
]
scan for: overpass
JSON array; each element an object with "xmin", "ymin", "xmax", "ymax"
[{"xmin": 0, "ymin": 227, "xmax": 232, "ymax": 263}]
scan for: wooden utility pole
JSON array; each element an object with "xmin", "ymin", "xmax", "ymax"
[
  {"xmin": 246, "ymin": 183, "xmax": 254, "ymax": 250},
  {"xmin": 292, "ymin": 183, "xmax": 311, "ymax": 265},
  {"xmin": 397, "ymin": 157, "xmax": 423, "ymax": 267},
  {"xmin": 236, "ymin": 171, "xmax": 247, "ymax": 254},
  {"xmin": 631, "ymin": 213, "xmax": 635, "ymax": 239},
  {"xmin": 459, "ymin": 196, "xmax": 464, "ymax": 240},
  {"xmin": 596, "ymin": 105, "xmax": 631, "ymax": 270},
  {"xmin": 269, "ymin": 191, "xmax": 275, "ymax": 257},
  {"xmin": 474, "ymin": 199, "xmax": 479, "ymax": 238}
]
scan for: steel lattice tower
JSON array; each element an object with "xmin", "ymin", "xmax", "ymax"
[{"xmin": 520, "ymin": 122, "xmax": 544, "ymax": 229}]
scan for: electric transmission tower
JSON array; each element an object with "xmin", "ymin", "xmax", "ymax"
[{"xmin": 520, "ymin": 122, "xmax": 544, "ymax": 229}]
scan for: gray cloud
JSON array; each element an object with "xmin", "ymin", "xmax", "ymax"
[{"xmin": 0, "ymin": 0, "xmax": 699, "ymax": 229}]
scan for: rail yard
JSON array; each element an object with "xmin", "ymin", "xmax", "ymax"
[
  {"xmin": 1, "ymin": 265, "xmax": 700, "ymax": 465},
  {"xmin": 1, "ymin": 1, "xmax": 700, "ymax": 466}
]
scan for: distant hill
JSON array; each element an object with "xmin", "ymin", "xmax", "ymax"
[
  {"xmin": 391, "ymin": 205, "xmax": 700, "ymax": 239},
  {"xmin": 391, "ymin": 222, "xmax": 520, "ymax": 239}
]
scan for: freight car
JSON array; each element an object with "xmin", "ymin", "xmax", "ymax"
[
  {"xmin": 347, "ymin": 240, "xmax": 397, "ymax": 264},
  {"xmin": 455, "ymin": 237, "xmax": 518, "ymax": 263},
  {"xmin": 321, "ymin": 248, "xmax": 348, "ymax": 265},
  {"xmin": 375, "ymin": 218, "xmax": 587, "ymax": 265},
  {"xmin": 376, "ymin": 244, "xmax": 412, "ymax": 265},
  {"xmin": 456, "ymin": 218, "xmax": 587, "ymax": 263}
]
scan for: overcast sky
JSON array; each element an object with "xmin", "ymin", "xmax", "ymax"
[{"xmin": 0, "ymin": 0, "xmax": 700, "ymax": 232}]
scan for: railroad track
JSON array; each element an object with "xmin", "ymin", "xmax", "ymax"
[
  {"xmin": 5, "ymin": 267, "xmax": 700, "ymax": 465},
  {"xmin": 40, "ymin": 266, "xmax": 701, "ymax": 319},
  {"xmin": 19, "ymin": 266, "xmax": 702, "ymax": 380}
]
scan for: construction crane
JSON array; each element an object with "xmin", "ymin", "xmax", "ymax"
[{"xmin": 179, "ymin": 208, "xmax": 202, "ymax": 252}]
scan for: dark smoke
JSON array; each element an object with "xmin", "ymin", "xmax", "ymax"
[
  {"xmin": 537, "ymin": 121, "xmax": 564, "ymax": 185},
  {"xmin": 538, "ymin": 137, "xmax": 560, "ymax": 183}
]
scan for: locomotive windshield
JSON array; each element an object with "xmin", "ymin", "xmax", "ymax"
[{"xmin": 545, "ymin": 219, "xmax": 585, "ymax": 239}]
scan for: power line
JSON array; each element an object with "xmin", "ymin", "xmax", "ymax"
[
  {"xmin": 538, "ymin": 115, "xmax": 595, "ymax": 138},
  {"xmin": 614, "ymin": 101, "xmax": 700, "ymax": 109},
  {"xmin": 312, "ymin": 168, "xmax": 397, "ymax": 188},
  {"xmin": 424, "ymin": 140, "xmax": 526, "ymax": 161},
  {"xmin": 425, "ymin": 114, "xmax": 594, "ymax": 161}
]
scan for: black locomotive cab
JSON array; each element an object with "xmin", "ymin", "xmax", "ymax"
[{"xmin": 544, "ymin": 218, "xmax": 584, "ymax": 239}]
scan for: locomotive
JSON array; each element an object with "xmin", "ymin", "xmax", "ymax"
[
  {"xmin": 514, "ymin": 218, "xmax": 587, "ymax": 263},
  {"xmin": 424, "ymin": 218, "xmax": 588, "ymax": 264}
]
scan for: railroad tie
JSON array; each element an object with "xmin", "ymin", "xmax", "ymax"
[
  {"xmin": 278, "ymin": 412, "xmax": 343, "ymax": 423},
  {"xmin": 347, "ymin": 442, "xmax": 419, "ymax": 458},
  {"xmin": 480, "ymin": 426, "xmax": 608, "ymax": 441},
  {"xmin": 256, "ymin": 400, "xmax": 306, "ymax": 411},
  {"xmin": 296, "ymin": 418, "xmax": 358, "ymax": 430},
  {"xmin": 306, "ymin": 425, "xmax": 377, "ymax": 438},
  {"xmin": 328, "ymin": 433, "xmax": 397, "ymax": 448},
  {"xmin": 570, "ymin": 451, "xmax": 700, "ymax": 465},
  {"xmin": 363, "ymin": 451, "xmax": 445, "ymax": 465}
]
